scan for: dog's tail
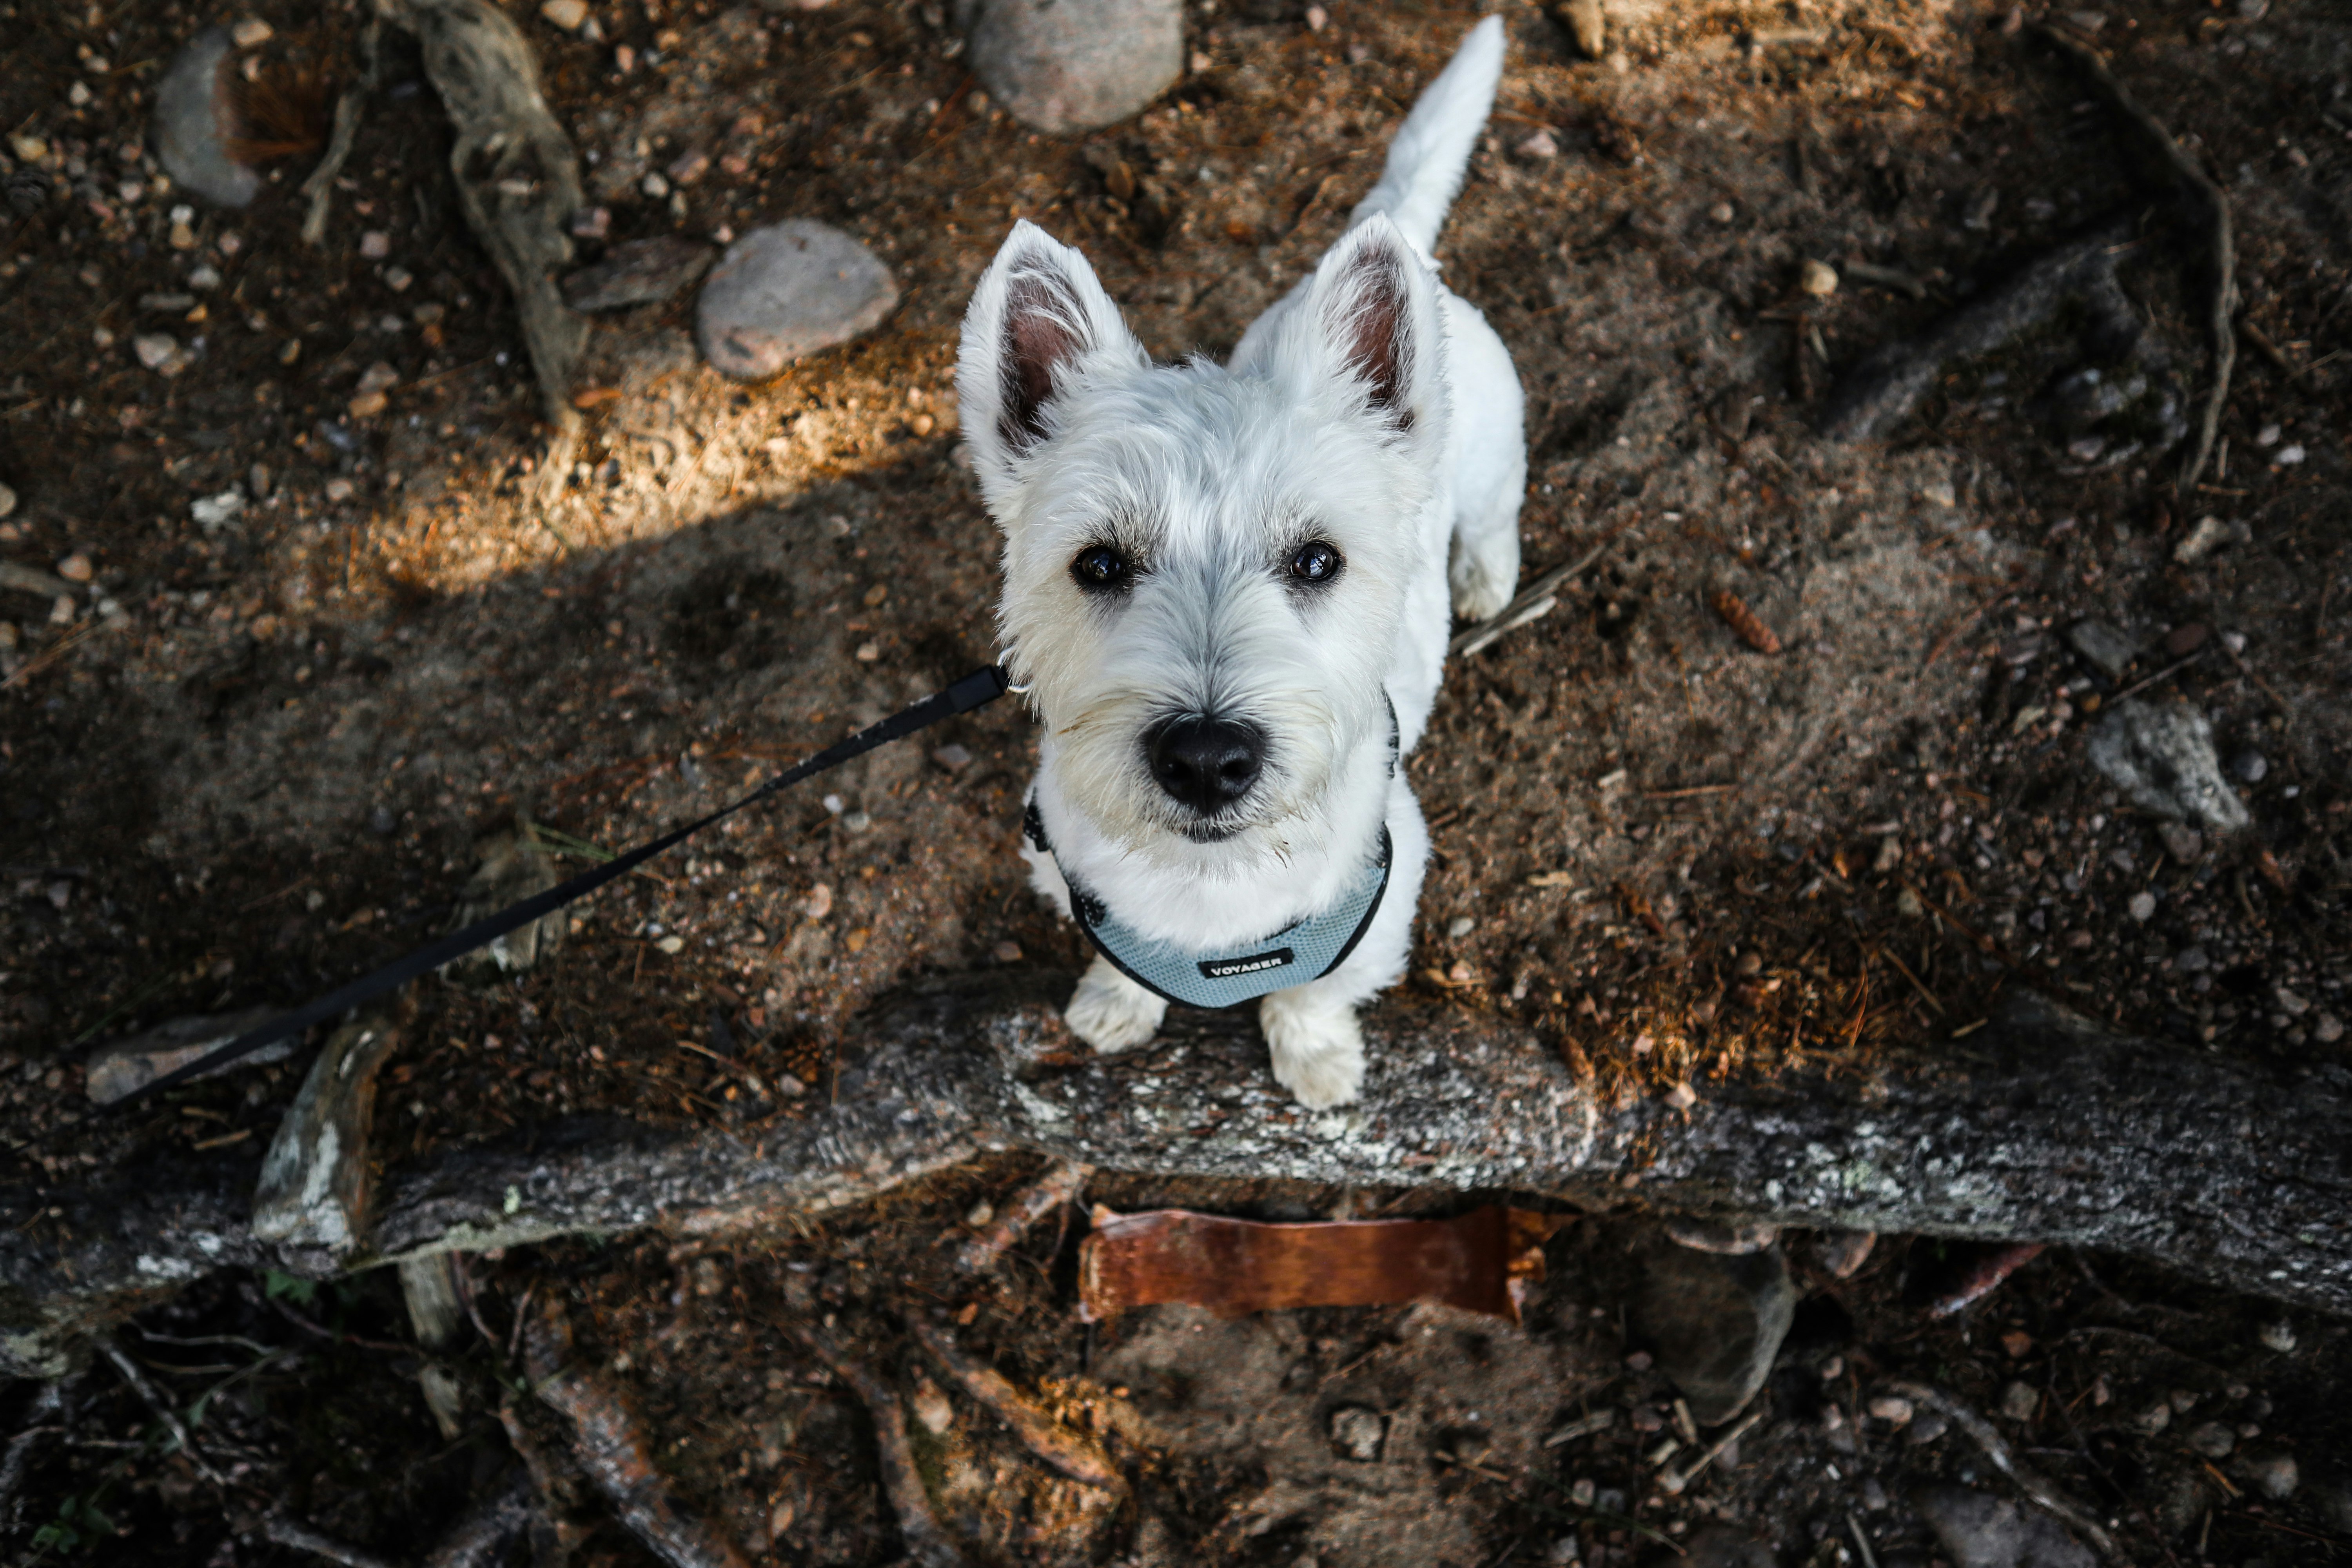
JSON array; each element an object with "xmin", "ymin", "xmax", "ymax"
[{"xmin": 1347, "ymin": 16, "xmax": 1505, "ymax": 255}]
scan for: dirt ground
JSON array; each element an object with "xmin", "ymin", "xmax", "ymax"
[{"xmin": 2, "ymin": 0, "xmax": 2351, "ymax": 1557}]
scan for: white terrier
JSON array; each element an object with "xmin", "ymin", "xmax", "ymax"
[{"xmin": 956, "ymin": 19, "xmax": 1524, "ymax": 1109}]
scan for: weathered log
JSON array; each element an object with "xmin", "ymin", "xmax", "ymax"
[{"xmin": 1, "ymin": 975, "xmax": 2346, "ymax": 1377}]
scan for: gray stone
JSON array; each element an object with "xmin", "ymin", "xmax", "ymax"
[
  {"xmin": 1328, "ymin": 1405, "xmax": 1384, "ymax": 1461},
  {"xmin": 1634, "ymin": 1238, "xmax": 1795, "ymax": 1426},
  {"xmin": 2231, "ymin": 748, "xmax": 2268, "ymax": 784},
  {"xmin": 695, "ymin": 220, "xmax": 898, "ymax": 382},
  {"xmin": 562, "ymin": 235, "xmax": 715, "ymax": 312},
  {"xmin": 2183, "ymin": 1419, "xmax": 2235, "ymax": 1458},
  {"xmin": 2085, "ymin": 701, "xmax": 2250, "ymax": 832},
  {"xmin": 83, "ymin": 1006, "xmax": 289, "ymax": 1105},
  {"xmin": 1911, "ymin": 1485, "xmax": 2095, "ymax": 1568},
  {"xmin": 2235, "ymin": 1451, "xmax": 2297, "ymax": 1500},
  {"xmin": 154, "ymin": 29, "xmax": 260, "ymax": 208},
  {"xmin": 2158, "ymin": 822, "xmax": 2203, "ymax": 863},
  {"xmin": 967, "ymin": 0, "xmax": 1182, "ymax": 134},
  {"xmin": 2064, "ymin": 618, "xmax": 2138, "ymax": 680}
]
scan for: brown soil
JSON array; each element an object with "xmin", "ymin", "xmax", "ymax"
[{"xmin": 2, "ymin": 0, "xmax": 2351, "ymax": 1557}]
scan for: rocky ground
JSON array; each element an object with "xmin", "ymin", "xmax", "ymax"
[{"xmin": 1, "ymin": 0, "xmax": 2350, "ymax": 1558}]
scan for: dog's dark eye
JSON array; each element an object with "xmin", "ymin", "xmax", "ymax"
[
  {"xmin": 1289, "ymin": 541, "xmax": 1343, "ymax": 584},
  {"xmin": 1072, "ymin": 544, "xmax": 1131, "ymax": 590}
]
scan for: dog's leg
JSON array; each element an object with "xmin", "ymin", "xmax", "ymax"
[
  {"xmin": 1063, "ymin": 955, "xmax": 1167, "ymax": 1055},
  {"xmin": 1441, "ymin": 292, "xmax": 1525, "ymax": 621},
  {"xmin": 1259, "ymin": 983, "xmax": 1366, "ymax": 1109}
]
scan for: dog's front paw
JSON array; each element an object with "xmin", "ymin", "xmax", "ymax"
[
  {"xmin": 1450, "ymin": 551, "xmax": 1517, "ymax": 623},
  {"xmin": 1063, "ymin": 957, "xmax": 1166, "ymax": 1055},
  {"xmin": 1260, "ymin": 989, "xmax": 1366, "ymax": 1109}
]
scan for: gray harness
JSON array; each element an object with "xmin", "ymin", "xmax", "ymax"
[{"xmin": 1025, "ymin": 708, "xmax": 1398, "ymax": 1010}]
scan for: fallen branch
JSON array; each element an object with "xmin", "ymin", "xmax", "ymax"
[
  {"xmin": 1886, "ymin": 1379, "xmax": 2116, "ymax": 1559},
  {"xmin": 2036, "ymin": 24, "xmax": 2233, "ymax": 496},
  {"xmin": 523, "ymin": 1304, "xmax": 755, "ymax": 1568},
  {"xmin": 786, "ymin": 1318, "xmax": 970, "ymax": 1568},
  {"xmin": 376, "ymin": 0, "xmax": 587, "ymax": 431},
  {"xmin": 958, "ymin": 1158, "xmax": 1089, "ymax": 1273},
  {"xmin": 1451, "ymin": 528, "xmax": 1626, "ymax": 657},
  {"xmin": 908, "ymin": 1319, "xmax": 1122, "ymax": 1490}
]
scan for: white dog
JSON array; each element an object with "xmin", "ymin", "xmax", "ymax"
[{"xmin": 956, "ymin": 18, "xmax": 1524, "ymax": 1108}]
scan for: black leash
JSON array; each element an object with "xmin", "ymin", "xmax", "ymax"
[{"xmin": 111, "ymin": 664, "xmax": 1011, "ymax": 1109}]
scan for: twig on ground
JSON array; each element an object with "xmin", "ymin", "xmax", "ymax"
[
  {"xmin": 786, "ymin": 1318, "xmax": 970, "ymax": 1568},
  {"xmin": 1927, "ymin": 1241, "xmax": 2047, "ymax": 1317},
  {"xmin": 424, "ymin": 1470, "xmax": 537, "ymax": 1568},
  {"xmin": 2111, "ymin": 647, "xmax": 2209, "ymax": 704},
  {"xmin": 1452, "ymin": 525, "xmax": 1631, "ymax": 657},
  {"xmin": 2036, "ymin": 24, "xmax": 2233, "ymax": 496},
  {"xmin": 1886, "ymin": 1379, "xmax": 2117, "ymax": 1558},
  {"xmin": 1655, "ymin": 1407, "xmax": 1766, "ymax": 1494},
  {"xmin": 959, "ymin": 1159, "xmax": 1090, "ymax": 1273},
  {"xmin": 908, "ymin": 1319, "xmax": 1123, "ymax": 1490},
  {"xmin": 2238, "ymin": 318, "xmax": 2303, "ymax": 384},
  {"xmin": 101, "ymin": 1340, "xmax": 223, "ymax": 1487},
  {"xmin": 1840, "ymin": 258, "xmax": 1929, "ymax": 299},
  {"xmin": 299, "ymin": 19, "xmax": 381, "ymax": 247},
  {"xmin": 522, "ymin": 1305, "xmax": 755, "ymax": 1568},
  {"xmin": 265, "ymin": 1516, "xmax": 398, "ymax": 1568},
  {"xmin": 1847, "ymin": 1510, "xmax": 1883, "ymax": 1568}
]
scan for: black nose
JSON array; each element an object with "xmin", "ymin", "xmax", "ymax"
[{"xmin": 1146, "ymin": 716, "xmax": 1264, "ymax": 815}]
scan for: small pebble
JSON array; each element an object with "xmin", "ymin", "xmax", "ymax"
[
  {"xmin": 931, "ymin": 743, "xmax": 973, "ymax": 772},
  {"xmin": 1866, "ymin": 1395, "xmax": 1913, "ymax": 1427},
  {"xmin": 230, "ymin": 17, "xmax": 272, "ymax": 46},
  {"xmin": 1446, "ymin": 915, "xmax": 1476, "ymax": 938},
  {"xmin": 1330, "ymin": 1406, "xmax": 1384, "ymax": 1461},
  {"xmin": 1904, "ymin": 1411, "xmax": 1949, "ymax": 1446},
  {"xmin": 1797, "ymin": 258, "xmax": 1838, "ymax": 296},
  {"xmin": 1998, "ymin": 1381, "xmax": 2038, "ymax": 1422},
  {"xmin": 1517, "ymin": 129, "xmax": 1558, "ymax": 160},
  {"xmin": 1305, "ymin": 4, "xmax": 1327, "ymax": 29},
  {"xmin": 964, "ymin": 1200, "xmax": 995, "ymax": 1227},
  {"xmin": 188, "ymin": 262, "xmax": 221, "ymax": 290},
  {"xmin": 2231, "ymin": 749, "xmax": 2268, "ymax": 784},
  {"xmin": 133, "ymin": 332, "xmax": 180, "ymax": 369},
  {"xmin": 991, "ymin": 940, "xmax": 1022, "ymax": 962},
  {"xmin": 2240, "ymin": 1452, "xmax": 2298, "ymax": 1500},
  {"xmin": 802, "ymin": 883, "xmax": 835, "ymax": 920},
  {"xmin": 56, "ymin": 553, "xmax": 94, "ymax": 583},
  {"xmin": 656, "ymin": 934, "xmax": 686, "ymax": 954},
  {"xmin": 2259, "ymin": 1321, "xmax": 2296, "ymax": 1352},
  {"xmin": 324, "ymin": 477, "xmax": 355, "ymax": 502},
  {"xmin": 911, "ymin": 1377, "xmax": 954, "ymax": 1435},
  {"xmin": 359, "ymin": 230, "xmax": 390, "ymax": 259},
  {"xmin": 541, "ymin": 0, "xmax": 590, "ymax": 28},
  {"xmin": 2132, "ymin": 1401, "xmax": 2170, "ymax": 1435},
  {"xmin": 2184, "ymin": 1419, "xmax": 2235, "ymax": 1459},
  {"xmin": 2314, "ymin": 1014, "xmax": 2344, "ymax": 1045},
  {"xmin": 1624, "ymin": 1350, "xmax": 1652, "ymax": 1372},
  {"xmin": 2158, "ymin": 822, "xmax": 2203, "ymax": 863},
  {"xmin": 1708, "ymin": 200, "xmax": 1735, "ymax": 223},
  {"xmin": 0, "ymin": 483, "xmax": 15, "ymax": 519},
  {"xmin": 2274, "ymin": 444, "xmax": 2305, "ymax": 466},
  {"xmin": 2127, "ymin": 891, "xmax": 2156, "ymax": 922}
]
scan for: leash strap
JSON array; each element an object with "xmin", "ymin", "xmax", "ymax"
[{"xmin": 111, "ymin": 664, "xmax": 1010, "ymax": 1109}]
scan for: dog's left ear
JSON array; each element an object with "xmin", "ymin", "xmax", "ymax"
[
  {"xmin": 1288, "ymin": 217, "xmax": 1446, "ymax": 449},
  {"xmin": 958, "ymin": 222, "xmax": 1143, "ymax": 494}
]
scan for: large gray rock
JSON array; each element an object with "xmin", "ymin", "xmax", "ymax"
[
  {"xmin": 695, "ymin": 220, "xmax": 898, "ymax": 381},
  {"xmin": 154, "ymin": 29, "xmax": 260, "ymax": 208},
  {"xmin": 967, "ymin": 0, "xmax": 1183, "ymax": 134},
  {"xmin": 1633, "ymin": 1237, "xmax": 1796, "ymax": 1426},
  {"xmin": 2085, "ymin": 701, "xmax": 2250, "ymax": 832},
  {"xmin": 1911, "ymin": 1486, "xmax": 2095, "ymax": 1568}
]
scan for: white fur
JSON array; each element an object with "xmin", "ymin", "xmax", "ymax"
[{"xmin": 956, "ymin": 19, "xmax": 1524, "ymax": 1108}]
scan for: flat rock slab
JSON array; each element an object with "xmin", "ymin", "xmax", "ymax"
[
  {"xmin": 695, "ymin": 221, "xmax": 897, "ymax": 381},
  {"xmin": 968, "ymin": 0, "xmax": 1183, "ymax": 133},
  {"xmin": 153, "ymin": 28, "xmax": 260, "ymax": 207},
  {"xmin": 563, "ymin": 236, "xmax": 715, "ymax": 312}
]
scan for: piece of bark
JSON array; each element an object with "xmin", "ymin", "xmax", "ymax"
[
  {"xmin": 1925, "ymin": 1241, "xmax": 2046, "ymax": 1318},
  {"xmin": 1078, "ymin": 1205, "xmax": 1557, "ymax": 1323},
  {"xmin": 523, "ymin": 1303, "xmax": 754, "ymax": 1568},
  {"xmin": 252, "ymin": 1015, "xmax": 403, "ymax": 1270},
  {"xmin": 375, "ymin": 0, "xmax": 587, "ymax": 431},
  {"xmin": 907, "ymin": 1318, "xmax": 1122, "ymax": 1490},
  {"xmin": 83, "ymin": 1005, "xmax": 291, "ymax": 1105},
  {"xmin": 958, "ymin": 1158, "xmax": 1090, "ymax": 1272},
  {"xmin": 400, "ymin": 1252, "xmax": 470, "ymax": 1438},
  {"xmin": 11, "ymin": 977, "xmax": 2352, "ymax": 1376},
  {"xmin": 785, "ymin": 1318, "xmax": 969, "ymax": 1568}
]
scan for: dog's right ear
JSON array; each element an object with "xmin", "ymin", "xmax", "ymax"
[{"xmin": 957, "ymin": 222, "xmax": 1141, "ymax": 487}]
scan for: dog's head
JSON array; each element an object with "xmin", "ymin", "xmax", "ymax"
[{"xmin": 959, "ymin": 219, "xmax": 1449, "ymax": 869}]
